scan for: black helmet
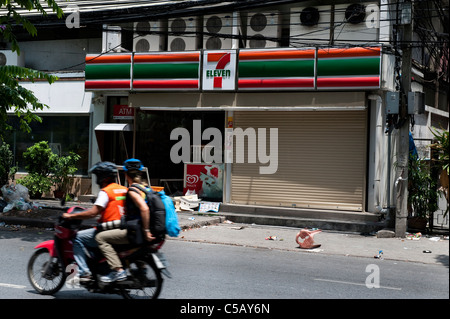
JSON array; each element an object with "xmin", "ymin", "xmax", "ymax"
[
  {"xmin": 123, "ymin": 158, "xmax": 144, "ymax": 173},
  {"xmin": 89, "ymin": 161, "xmax": 117, "ymax": 186}
]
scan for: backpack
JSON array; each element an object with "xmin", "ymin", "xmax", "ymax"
[
  {"xmin": 128, "ymin": 184, "xmax": 166, "ymax": 237},
  {"xmin": 131, "ymin": 184, "xmax": 180, "ymax": 238}
]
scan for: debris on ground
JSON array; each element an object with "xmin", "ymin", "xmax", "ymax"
[
  {"xmin": 296, "ymin": 228, "xmax": 321, "ymax": 249},
  {"xmin": 406, "ymin": 232, "xmax": 422, "ymax": 240},
  {"xmin": 374, "ymin": 250, "xmax": 384, "ymax": 259}
]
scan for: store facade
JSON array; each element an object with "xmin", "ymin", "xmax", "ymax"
[{"xmin": 85, "ymin": 46, "xmax": 383, "ymax": 213}]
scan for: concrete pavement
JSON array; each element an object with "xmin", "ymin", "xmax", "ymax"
[
  {"xmin": 0, "ymin": 199, "xmax": 448, "ymax": 266},
  {"xmin": 177, "ymin": 220, "xmax": 449, "ymax": 266}
]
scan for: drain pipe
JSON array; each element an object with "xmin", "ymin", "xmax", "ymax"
[
  {"xmin": 384, "ymin": 125, "xmax": 393, "ymax": 216},
  {"xmin": 369, "ymin": 94, "xmax": 391, "ymax": 217}
]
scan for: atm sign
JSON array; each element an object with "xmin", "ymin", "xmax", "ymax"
[{"xmin": 113, "ymin": 104, "xmax": 134, "ymax": 120}]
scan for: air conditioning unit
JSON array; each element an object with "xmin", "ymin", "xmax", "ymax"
[
  {"xmin": 290, "ymin": 6, "xmax": 332, "ymax": 47},
  {"xmin": 168, "ymin": 17, "xmax": 198, "ymax": 51},
  {"xmin": 203, "ymin": 13, "xmax": 234, "ymax": 50},
  {"xmin": 0, "ymin": 50, "xmax": 25, "ymax": 66},
  {"xmin": 245, "ymin": 11, "xmax": 280, "ymax": 48},
  {"xmin": 102, "ymin": 25, "xmax": 122, "ymax": 53},
  {"xmin": 133, "ymin": 20, "xmax": 164, "ymax": 52},
  {"xmin": 333, "ymin": 3, "xmax": 379, "ymax": 44}
]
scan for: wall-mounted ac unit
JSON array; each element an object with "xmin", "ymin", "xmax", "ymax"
[
  {"xmin": 333, "ymin": 3, "xmax": 379, "ymax": 44},
  {"xmin": 203, "ymin": 13, "xmax": 234, "ymax": 50},
  {"xmin": 245, "ymin": 11, "xmax": 280, "ymax": 48},
  {"xmin": 102, "ymin": 25, "xmax": 122, "ymax": 52},
  {"xmin": 290, "ymin": 5, "xmax": 332, "ymax": 47},
  {"xmin": 133, "ymin": 21, "xmax": 164, "ymax": 52},
  {"xmin": 168, "ymin": 17, "xmax": 198, "ymax": 51},
  {"xmin": 0, "ymin": 50, "xmax": 25, "ymax": 66}
]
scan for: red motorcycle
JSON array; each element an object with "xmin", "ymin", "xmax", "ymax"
[{"xmin": 27, "ymin": 206, "xmax": 170, "ymax": 299}]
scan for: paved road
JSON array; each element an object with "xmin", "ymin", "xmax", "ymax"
[{"xmin": 0, "ymin": 227, "xmax": 448, "ymax": 300}]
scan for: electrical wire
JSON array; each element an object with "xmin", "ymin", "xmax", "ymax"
[{"xmin": 5, "ymin": 0, "xmax": 447, "ymax": 83}]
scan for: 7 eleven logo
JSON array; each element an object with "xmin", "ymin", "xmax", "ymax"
[{"xmin": 203, "ymin": 50, "xmax": 236, "ymax": 91}]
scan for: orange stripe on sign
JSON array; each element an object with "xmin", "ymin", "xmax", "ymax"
[
  {"xmin": 239, "ymin": 49, "xmax": 315, "ymax": 60},
  {"xmin": 207, "ymin": 52, "xmax": 229, "ymax": 62},
  {"xmin": 317, "ymin": 47, "xmax": 381, "ymax": 58},
  {"xmin": 86, "ymin": 54, "xmax": 131, "ymax": 64},
  {"xmin": 134, "ymin": 53, "xmax": 200, "ymax": 63}
]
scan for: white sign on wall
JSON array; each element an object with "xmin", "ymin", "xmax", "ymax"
[{"xmin": 202, "ymin": 50, "xmax": 236, "ymax": 91}]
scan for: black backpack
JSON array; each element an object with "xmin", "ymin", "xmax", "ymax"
[{"xmin": 127, "ymin": 184, "xmax": 166, "ymax": 237}]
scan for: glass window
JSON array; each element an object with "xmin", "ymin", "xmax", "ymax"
[
  {"xmin": 135, "ymin": 110, "xmax": 224, "ymax": 180},
  {"xmin": 4, "ymin": 115, "xmax": 90, "ymax": 175}
]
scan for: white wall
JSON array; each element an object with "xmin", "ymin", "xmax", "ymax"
[{"xmin": 19, "ymin": 77, "xmax": 92, "ymax": 113}]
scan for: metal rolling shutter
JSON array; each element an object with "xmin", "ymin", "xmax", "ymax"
[{"xmin": 231, "ymin": 110, "xmax": 367, "ymax": 211}]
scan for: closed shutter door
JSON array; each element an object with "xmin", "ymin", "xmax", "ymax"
[{"xmin": 231, "ymin": 110, "xmax": 367, "ymax": 211}]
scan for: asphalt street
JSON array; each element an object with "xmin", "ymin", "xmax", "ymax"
[{"xmin": 0, "ymin": 226, "xmax": 448, "ymax": 300}]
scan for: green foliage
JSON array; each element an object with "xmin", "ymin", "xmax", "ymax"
[
  {"xmin": 0, "ymin": 0, "xmax": 64, "ymax": 54},
  {"xmin": 17, "ymin": 173, "xmax": 53, "ymax": 198},
  {"xmin": 51, "ymin": 152, "xmax": 81, "ymax": 192},
  {"xmin": 0, "ymin": 141, "xmax": 17, "ymax": 186},
  {"xmin": 408, "ymin": 155, "xmax": 439, "ymax": 219},
  {"xmin": 1, "ymin": 0, "xmax": 62, "ymax": 140},
  {"xmin": 429, "ymin": 127, "xmax": 449, "ymax": 217},
  {"xmin": 0, "ymin": 66, "xmax": 58, "ymax": 139},
  {"xmin": 430, "ymin": 127, "xmax": 449, "ymax": 174},
  {"xmin": 22, "ymin": 141, "xmax": 55, "ymax": 176},
  {"xmin": 17, "ymin": 141, "xmax": 81, "ymax": 198}
]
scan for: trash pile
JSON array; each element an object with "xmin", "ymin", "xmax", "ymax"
[
  {"xmin": 0, "ymin": 184, "xmax": 36, "ymax": 213},
  {"xmin": 173, "ymin": 192, "xmax": 221, "ymax": 213},
  {"xmin": 405, "ymin": 232, "xmax": 423, "ymax": 240}
]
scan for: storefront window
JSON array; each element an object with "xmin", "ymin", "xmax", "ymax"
[
  {"xmin": 4, "ymin": 115, "xmax": 90, "ymax": 175},
  {"xmin": 135, "ymin": 110, "xmax": 224, "ymax": 183}
]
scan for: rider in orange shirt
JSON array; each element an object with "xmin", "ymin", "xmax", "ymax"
[{"xmin": 63, "ymin": 161, "xmax": 127, "ymax": 282}]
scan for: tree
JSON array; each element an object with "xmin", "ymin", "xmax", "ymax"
[{"xmin": 0, "ymin": 0, "xmax": 63, "ymax": 141}]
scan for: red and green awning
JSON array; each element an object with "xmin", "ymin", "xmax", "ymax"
[
  {"xmin": 85, "ymin": 46, "xmax": 381, "ymax": 91},
  {"xmin": 238, "ymin": 49, "xmax": 316, "ymax": 90},
  {"xmin": 316, "ymin": 47, "xmax": 381, "ymax": 89},
  {"xmin": 133, "ymin": 52, "xmax": 200, "ymax": 90},
  {"xmin": 85, "ymin": 54, "xmax": 132, "ymax": 90}
]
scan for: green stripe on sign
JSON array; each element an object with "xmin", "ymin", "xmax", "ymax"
[
  {"xmin": 239, "ymin": 60, "xmax": 315, "ymax": 78},
  {"xmin": 133, "ymin": 63, "xmax": 199, "ymax": 79},
  {"xmin": 85, "ymin": 64, "xmax": 131, "ymax": 80},
  {"xmin": 317, "ymin": 57, "xmax": 380, "ymax": 77}
]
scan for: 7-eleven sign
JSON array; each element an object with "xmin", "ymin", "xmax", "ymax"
[{"xmin": 202, "ymin": 50, "xmax": 236, "ymax": 91}]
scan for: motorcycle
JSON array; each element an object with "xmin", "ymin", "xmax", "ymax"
[{"xmin": 27, "ymin": 206, "xmax": 170, "ymax": 299}]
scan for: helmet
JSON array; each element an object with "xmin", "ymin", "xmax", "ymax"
[
  {"xmin": 89, "ymin": 161, "xmax": 118, "ymax": 186},
  {"xmin": 123, "ymin": 158, "xmax": 144, "ymax": 172}
]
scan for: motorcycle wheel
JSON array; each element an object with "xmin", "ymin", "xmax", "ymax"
[
  {"xmin": 27, "ymin": 248, "xmax": 66, "ymax": 295},
  {"xmin": 121, "ymin": 259, "xmax": 163, "ymax": 299}
]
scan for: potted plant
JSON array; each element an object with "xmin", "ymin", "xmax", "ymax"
[
  {"xmin": 17, "ymin": 141, "xmax": 55, "ymax": 199},
  {"xmin": 50, "ymin": 152, "xmax": 80, "ymax": 199},
  {"xmin": 407, "ymin": 154, "xmax": 439, "ymax": 231}
]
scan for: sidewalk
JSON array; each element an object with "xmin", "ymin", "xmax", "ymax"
[
  {"xmin": 176, "ymin": 221, "xmax": 449, "ymax": 266},
  {"xmin": 0, "ymin": 199, "xmax": 448, "ymax": 266}
]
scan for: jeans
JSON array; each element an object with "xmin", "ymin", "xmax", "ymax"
[{"xmin": 73, "ymin": 228, "xmax": 98, "ymax": 276}]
